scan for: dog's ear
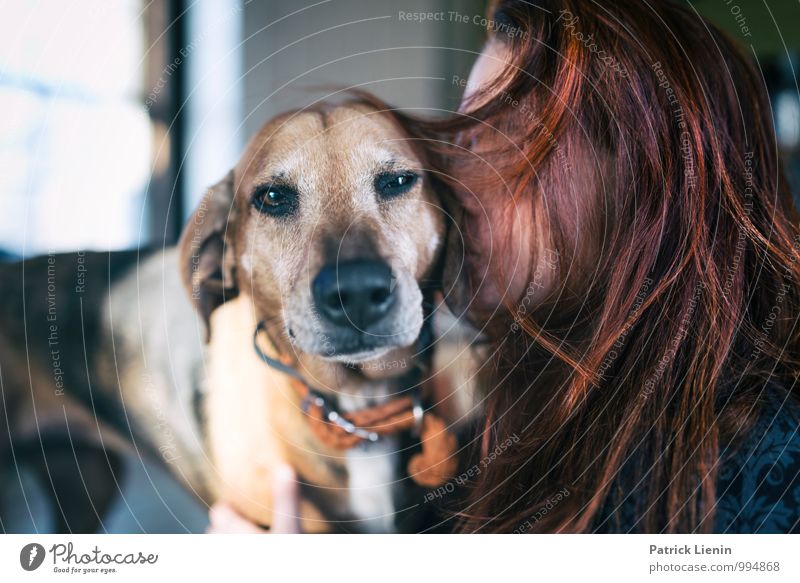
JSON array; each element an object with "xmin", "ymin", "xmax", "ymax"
[{"xmin": 178, "ymin": 170, "xmax": 239, "ymax": 333}]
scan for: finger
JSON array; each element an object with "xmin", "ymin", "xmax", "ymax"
[
  {"xmin": 207, "ymin": 503, "xmax": 267, "ymax": 534},
  {"xmin": 270, "ymin": 464, "xmax": 302, "ymax": 533}
]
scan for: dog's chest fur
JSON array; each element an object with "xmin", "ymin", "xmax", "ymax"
[{"xmin": 337, "ymin": 393, "xmax": 400, "ymax": 533}]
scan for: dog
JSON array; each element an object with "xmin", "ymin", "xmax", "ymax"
[{"xmin": 0, "ymin": 99, "xmax": 474, "ymax": 533}]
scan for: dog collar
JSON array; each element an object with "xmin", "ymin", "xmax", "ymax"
[
  {"xmin": 253, "ymin": 321, "xmax": 424, "ymax": 444},
  {"xmin": 252, "ymin": 320, "xmax": 460, "ymax": 488}
]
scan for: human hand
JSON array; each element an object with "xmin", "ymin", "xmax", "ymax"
[{"xmin": 206, "ymin": 464, "xmax": 301, "ymax": 533}]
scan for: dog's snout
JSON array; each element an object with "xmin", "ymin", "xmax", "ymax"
[{"xmin": 312, "ymin": 260, "xmax": 396, "ymax": 330}]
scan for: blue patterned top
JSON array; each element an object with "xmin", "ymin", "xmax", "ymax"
[
  {"xmin": 594, "ymin": 388, "xmax": 800, "ymax": 533},
  {"xmin": 714, "ymin": 390, "xmax": 800, "ymax": 533}
]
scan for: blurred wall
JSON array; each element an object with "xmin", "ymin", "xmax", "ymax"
[{"xmin": 240, "ymin": 0, "xmax": 485, "ymax": 138}]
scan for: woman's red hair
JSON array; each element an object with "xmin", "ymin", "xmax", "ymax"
[{"xmin": 384, "ymin": 0, "xmax": 800, "ymax": 532}]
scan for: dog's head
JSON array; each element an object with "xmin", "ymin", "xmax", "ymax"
[{"xmin": 179, "ymin": 101, "xmax": 445, "ymax": 373}]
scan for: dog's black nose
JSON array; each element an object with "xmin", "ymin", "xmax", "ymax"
[{"xmin": 312, "ymin": 260, "xmax": 396, "ymax": 330}]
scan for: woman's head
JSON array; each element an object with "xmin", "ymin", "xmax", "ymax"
[{"xmin": 427, "ymin": 0, "xmax": 800, "ymax": 532}]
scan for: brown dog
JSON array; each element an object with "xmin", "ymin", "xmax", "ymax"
[
  {"xmin": 0, "ymin": 99, "xmax": 470, "ymax": 533},
  {"xmin": 116, "ymin": 99, "xmax": 462, "ymax": 533},
  {"xmin": 175, "ymin": 101, "xmax": 450, "ymax": 532}
]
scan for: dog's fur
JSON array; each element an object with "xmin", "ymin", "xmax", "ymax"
[{"xmin": 0, "ymin": 102, "xmax": 473, "ymax": 533}]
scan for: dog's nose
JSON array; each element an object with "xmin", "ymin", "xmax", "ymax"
[{"xmin": 312, "ymin": 260, "xmax": 397, "ymax": 329}]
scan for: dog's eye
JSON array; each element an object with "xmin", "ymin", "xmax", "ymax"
[
  {"xmin": 251, "ymin": 184, "xmax": 298, "ymax": 217},
  {"xmin": 374, "ymin": 171, "xmax": 418, "ymax": 199}
]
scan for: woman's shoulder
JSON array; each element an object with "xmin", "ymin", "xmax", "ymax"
[{"xmin": 715, "ymin": 386, "xmax": 800, "ymax": 533}]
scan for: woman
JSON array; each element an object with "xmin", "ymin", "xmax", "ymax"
[
  {"xmin": 434, "ymin": 0, "xmax": 800, "ymax": 533},
  {"xmin": 211, "ymin": 0, "xmax": 800, "ymax": 533}
]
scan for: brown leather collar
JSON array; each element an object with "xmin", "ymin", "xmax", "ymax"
[
  {"xmin": 292, "ymin": 377, "xmax": 422, "ymax": 449},
  {"xmin": 253, "ymin": 321, "xmax": 459, "ymax": 488}
]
